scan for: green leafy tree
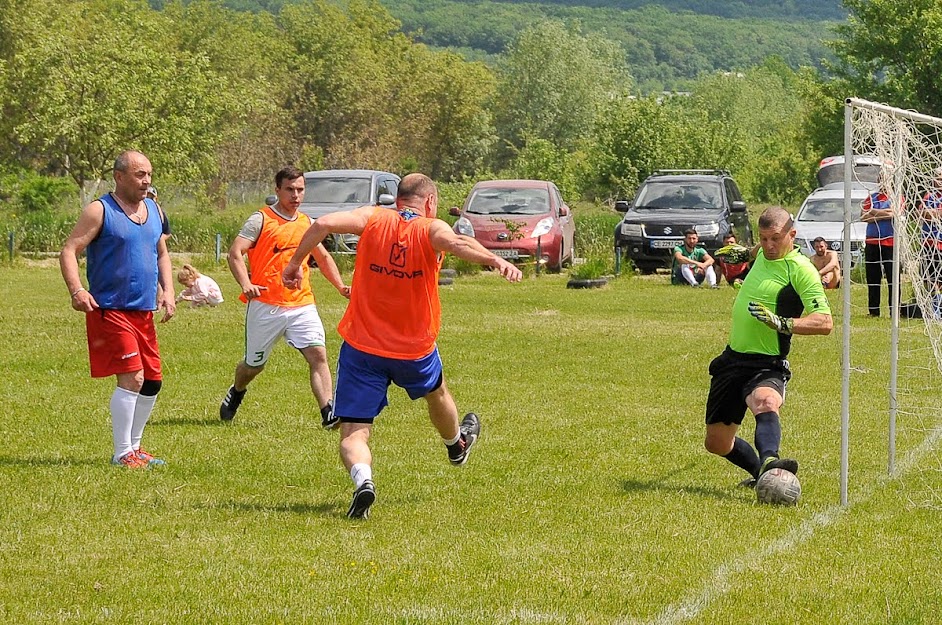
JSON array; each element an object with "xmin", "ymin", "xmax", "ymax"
[
  {"xmin": 494, "ymin": 20, "xmax": 631, "ymax": 160},
  {"xmin": 1, "ymin": 0, "xmax": 230, "ymax": 203},
  {"xmin": 830, "ymin": 0, "xmax": 942, "ymax": 118}
]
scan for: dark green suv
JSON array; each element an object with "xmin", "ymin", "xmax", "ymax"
[{"xmin": 613, "ymin": 170, "xmax": 753, "ymax": 274}]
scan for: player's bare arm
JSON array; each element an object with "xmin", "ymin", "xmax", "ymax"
[
  {"xmin": 283, "ymin": 206, "xmax": 372, "ymax": 289},
  {"xmin": 156, "ymin": 235, "xmax": 176, "ymax": 322},
  {"xmin": 428, "ymin": 220, "xmax": 522, "ymax": 282},
  {"xmin": 227, "ymin": 235, "xmax": 267, "ymax": 299},
  {"xmin": 60, "ymin": 200, "xmax": 104, "ymax": 312},
  {"xmin": 791, "ymin": 311, "xmax": 833, "ymax": 336},
  {"xmin": 310, "ymin": 242, "xmax": 351, "ymax": 299}
]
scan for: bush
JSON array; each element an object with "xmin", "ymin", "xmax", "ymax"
[
  {"xmin": 568, "ymin": 256, "xmax": 610, "ymax": 280},
  {"xmin": 0, "ymin": 170, "xmax": 77, "ymax": 213}
]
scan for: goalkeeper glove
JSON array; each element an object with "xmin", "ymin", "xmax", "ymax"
[
  {"xmin": 748, "ymin": 301, "xmax": 794, "ymax": 335},
  {"xmin": 714, "ymin": 244, "xmax": 751, "ymax": 264}
]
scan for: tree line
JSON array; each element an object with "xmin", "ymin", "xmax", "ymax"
[{"xmin": 0, "ymin": 0, "xmax": 934, "ymax": 214}]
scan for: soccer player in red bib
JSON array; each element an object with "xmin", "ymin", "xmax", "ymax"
[{"xmin": 283, "ymin": 173, "xmax": 522, "ymax": 519}]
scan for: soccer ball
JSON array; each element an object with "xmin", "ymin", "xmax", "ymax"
[{"xmin": 755, "ymin": 468, "xmax": 801, "ymax": 506}]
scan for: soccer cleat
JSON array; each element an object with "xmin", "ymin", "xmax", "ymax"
[
  {"xmin": 759, "ymin": 456, "xmax": 799, "ymax": 476},
  {"xmin": 321, "ymin": 402, "xmax": 339, "ymax": 430},
  {"xmin": 112, "ymin": 451, "xmax": 148, "ymax": 469},
  {"xmin": 220, "ymin": 386, "xmax": 246, "ymax": 421},
  {"xmin": 134, "ymin": 448, "xmax": 166, "ymax": 467},
  {"xmin": 738, "ymin": 477, "xmax": 757, "ymax": 489},
  {"xmin": 448, "ymin": 412, "xmax": 481, "ymax": 466},
  {"xmin": 347, "ymin": 479, "xmax": 376, "ymax": 519}
]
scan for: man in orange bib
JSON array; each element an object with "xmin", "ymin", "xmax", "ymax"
[
  {"xmin": 220, "ymin": 166, "xmax": 349, "ymax": 428},
  {"xmin": 283, "ymin": 173, "xmax": 522, "ymax": 519}
]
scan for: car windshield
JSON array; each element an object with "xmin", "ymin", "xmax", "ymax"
[
  {"xmin": 634, "ymin": 181, "xmax": 722, "ymax": 209},
  {"xmin": 466, "ymin": 188, "xmax": 551, "ymax": 215},
  {"xmin": 304, "ymin": 177, "xmax": 371, "ymax": 204},
  {"xmin": 797, "ymin": 198, "xmax": 863, "ymax": 222}
]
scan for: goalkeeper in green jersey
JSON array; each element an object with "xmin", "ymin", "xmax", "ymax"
[{"xmin": 704, "ymin": 207, "xmax": 833, "ymax": 486}]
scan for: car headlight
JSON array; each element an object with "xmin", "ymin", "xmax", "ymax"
[
  {"xmin": 621, "ymin": 223, "xmax": 642, "ymax": 237},
  {"xmin": 532, "ymin": 217, "xmax": 554, "ymax": 238},
  {"xmin": 455, "ymin": 217, "xmax": 474, "ymax": 237},
  {"xmin": 694, "ymin": 222, "xmax": 719, "ymax": 237}
]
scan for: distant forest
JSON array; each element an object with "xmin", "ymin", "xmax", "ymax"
[{"xmin": 202, "ymin": 0, "xmax": 843, "ymax": 93}]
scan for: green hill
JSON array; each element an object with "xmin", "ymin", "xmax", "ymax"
[{"xmin": 381, "ymin": 0, "xmax": 840, "ymax": 91}]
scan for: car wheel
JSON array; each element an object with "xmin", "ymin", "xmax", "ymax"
[
  {"xmin": 562, "ymin": 240, "xmax": 574, "ymax": 269},
  {"xmin": 548, "ymin": 241, "xmax": 565, "ymax": 273},
  {"xmin": 636, "ymin": 263, "xmax": 658, "ymax": 275}
]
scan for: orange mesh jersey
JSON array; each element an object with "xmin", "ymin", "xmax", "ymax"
[
  {"xmin": 338, "ymin": 207, "xmax": 443, "ymax": 359},
  {"xmin": 244, "ymin": 206, "xmax": 316, "ymax": 307}
]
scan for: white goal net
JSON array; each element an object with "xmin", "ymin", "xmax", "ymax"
[{"xmin": 843, "ymin": 98, "xmax": 942, "ymax": 508}]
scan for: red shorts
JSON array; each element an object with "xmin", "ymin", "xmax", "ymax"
[{"xmin": 85, "ymin": 310, "xmax": 162, "ymax": 379}]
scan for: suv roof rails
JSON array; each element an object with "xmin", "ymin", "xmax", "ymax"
[{"xmin": 650, "ymin": 169, "xmax": 730, "ymax": 177}]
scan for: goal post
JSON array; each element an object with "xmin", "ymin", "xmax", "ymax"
[{"xmin": 842, "ymin": 98, "xmax": 942, "ymax": 506}]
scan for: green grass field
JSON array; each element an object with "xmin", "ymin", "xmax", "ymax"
[{"xmin": 1, "ymin": 261, "xmax": 941, "ymax": 624}]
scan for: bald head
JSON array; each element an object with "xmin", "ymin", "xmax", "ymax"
[
  {"xmin": 758, "ymin": 206, "xmax": 793, "ymax": 231},
  {"xmin": 397, "ymin": 173, "xmax": 439, "ymax": 217},
  {"xmin": 398, "ymin": 173, "xmax": 437, "ymax": 201}
]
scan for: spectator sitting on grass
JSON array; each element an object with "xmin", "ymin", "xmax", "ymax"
[{"xmin": 672, "ymin": 229, "xmax": 717, "ymax": 288}]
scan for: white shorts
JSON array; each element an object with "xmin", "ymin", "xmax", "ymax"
[{"xmin": 244, "ymin": 301, "xmax": 326, "ymax": 367}]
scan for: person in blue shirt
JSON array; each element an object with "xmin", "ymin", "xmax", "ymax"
[{"xmin": 60, "ymin": 150, "xmax": 176, "ymax": 469}]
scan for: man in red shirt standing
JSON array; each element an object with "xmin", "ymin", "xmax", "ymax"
[{"xmin": 283, "ymin": 173, "xmax": 521, "ymax": 519}]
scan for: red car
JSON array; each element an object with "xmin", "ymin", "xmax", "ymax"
[{"xmin": 450, "ymin": 179, "xmax": 576, "ymax": 271}]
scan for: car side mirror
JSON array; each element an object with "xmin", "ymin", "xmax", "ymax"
[
  {"xmin": 731, "ymin": 200, "xmax": 747, "ymax": 213},
  {"xmin": 559, "ymin": 205, "xmax": 570, "ymax": 216},
  {"xmin": 448, "ymin": 206, "xmax": 461, "ymax": 217},
  {"xmin": 614, "ymin": 200, "xmax": 630, "ymax": 212},
  {"xmin": 378, "ymin": 193, "xmax": 396, "ymax": 206},
  {"xmin": 265, "ymin": 195, "xmax": 277, "ymax": 206}
]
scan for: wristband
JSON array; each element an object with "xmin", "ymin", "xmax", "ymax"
[{"xmin": 70, "ymin": 287, "xmax": 86, "ymax": 299}]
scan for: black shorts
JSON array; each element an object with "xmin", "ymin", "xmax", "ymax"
[{"xmin": 705, "ymin": 347, "xmax": 791, "ymax": 426}]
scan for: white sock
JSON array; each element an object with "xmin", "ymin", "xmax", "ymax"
[
  {"xmin": 110, "ymin": 387, "xmax": 138, "ymax": 461},
  {"xmin": 443, "ymin": 432, "xmax": 460, "ymax": 446},
  {"xmin": 131, "ymin": 393, "xmax": 158, "ymax": 451},
  {"xmin": 350, "ymin": 463, "xmax": 372, "ymax": 488}
]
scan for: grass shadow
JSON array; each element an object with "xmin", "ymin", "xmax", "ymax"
[
  {"xmin": 620, "ymin": 462, "xmax": 743, "ymax": 501},
  {"xmin": 0, "ymin": 455, "xmax": 102, "ymax": 468},
  {"xmin": 201, "ymin": 500, "xmax": 340, "ymax": 517}
]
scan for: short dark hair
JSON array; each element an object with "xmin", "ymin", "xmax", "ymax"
[
  {"xmin": 723, "ymin": 232, "xmax": 736, "ymax": 241},
  {"xmin": 683, "ymin": 228, "xmax": 697, "ymax": 236},
  {"xmin": 275, "ymin": 166, "xmax": 304, "ymax": 188},
  {"xmin": 812, "ymin": 236, "xmax": 827, "ymax": 245}
]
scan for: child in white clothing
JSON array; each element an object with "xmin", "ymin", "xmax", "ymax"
[{"xmin": 177, "ymin": 264, "xmax": 224, "ymax": 307}]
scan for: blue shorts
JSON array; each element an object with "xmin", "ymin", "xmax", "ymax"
[{"xmin": 333, "ymin": 342, "xmax": 444, "ymax": 423}]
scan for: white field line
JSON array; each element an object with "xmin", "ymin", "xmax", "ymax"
[
  {"xmin": 632, "ymin": 424, "xmax": 942, "ymax": 625},
  {"xmin": 382, "ymin": 425, "xmax": 942, "ymax": 625}
]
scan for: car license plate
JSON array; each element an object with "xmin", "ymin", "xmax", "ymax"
[
  {"xmin": 650, "ymin": 239, "xmax": 682, "ymax": 249},
  {"xmin": 493, "ymin": 249, "xmax": 519, "ymax": 259}
]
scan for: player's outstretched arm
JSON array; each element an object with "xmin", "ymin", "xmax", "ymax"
[
  {"xmin": 284, "ymin": 207, "xmax": 373, "ymax": 290},
  {"xmin": 60, "ymin": 200, "xmax": 104, "ymax": 312},
  {"xmin": 428, "ymin": 220, "xmax": 522, "ymax": 282}
]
